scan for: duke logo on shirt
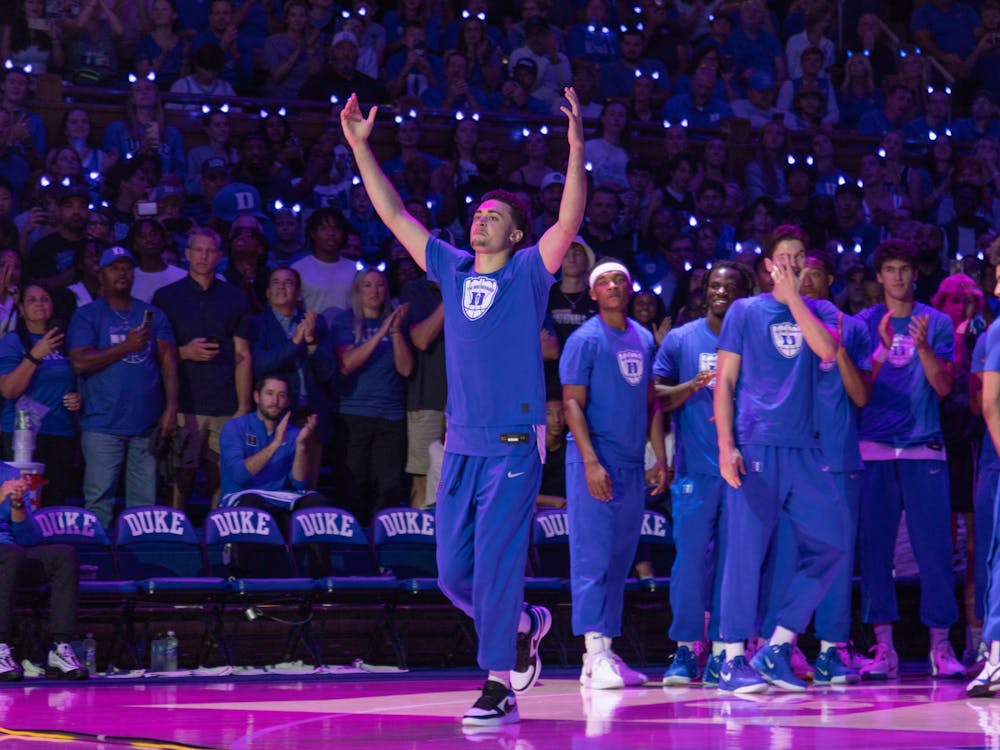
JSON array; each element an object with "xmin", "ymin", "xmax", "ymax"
[
  {"xmin": 461, "ymin": 276, "xmax": 498, "ymax": 321},
  {"xmin": 770, "ymin": 322, "xmax": 803, "ymax": 358},
  {"xmin": 888, "ymin": 333, "xmax": 915, "ymax": 367},
  {"xmin": 617, "ymin": 350, "xmax": 644, "ymax": 386},
  {"xmin": 698, "ymin": 352, "xmax": 718, "ymax": 389}
]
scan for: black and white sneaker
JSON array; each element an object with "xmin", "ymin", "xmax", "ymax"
[
  {"xmin": 46, "ymin": 642, "xmax": 89, "ymax": 680},
  {"xmin": 510, "ymin": 604, "xmax": 551, "ymax": 693},
  {"xmin": 0, "ymin": 643, "xmax": 23, "ymax": 681},
  {"xmin": 462, "ymin": 680, "xmax": 519, "ymax": 726}
]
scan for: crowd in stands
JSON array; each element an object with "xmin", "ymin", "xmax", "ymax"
[{"xmin": 3, "ymin": 0, "xmax": 1000, "ymax": 676}]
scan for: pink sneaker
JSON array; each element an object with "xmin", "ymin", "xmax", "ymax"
[
  {"xmin": 930, "ymin": 641, "xmax": 966, "ymax": 679},
  {"xmin": 790, "ymin": 644, "xmax": 813, "ymax": 681},
  {"xmin": 859, "ymin": 643, "xmax": 899, "ymax": 680}
]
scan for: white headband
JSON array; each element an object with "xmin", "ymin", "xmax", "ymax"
[{"xmin": 589, "ymin": 261, "xmax": 632, "ymax": 289}]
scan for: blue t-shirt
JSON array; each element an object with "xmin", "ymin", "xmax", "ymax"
[
  {"xmin": 654, "ymin": 317, "xmax": 719, "ymax": 476},
  {"xmin": 101, "ymin": 120, "xmax": 185, "ymax": 176},
  {"xmin": 0, "ymin": 332, "xmax": 76, "ymax": 437},
  {"xmin": 426, "ymin": 238, "xmax": 554, "ymax": 456},
  {"xmin": 332, "ymin": 312, "xmax": 406, "ymax": 421},
  {"xmin": 815, "ymin": 313, "xmax": 871, "ymax": 472},
  {"xmin": 911, "ymin": 2, "xmax": 980, "ymax": 58},
  {"xmin": 560, "ymin": 315, "xmax": 653, "ymax": 467},
  {"xmin": 717, "ymin": 293, "xmax": 838, "ymax": 448},
  {"xmin": 858, "ymin": 302, "xmax": 954, "ymax": 446},
  {"xmin": 974, "ymin": 325, "xmax": 1000, "ymax": 471},
  {"xmin": 66, "ymin": 298, "xmax": 174, "ymax": 436},
  {"xmin": 219, "ymin": 411, "xmax": 306, "ymax": 497},
  {"xmin": 0, "ymin": 461, "xmax": 38, "ymax": 546}
]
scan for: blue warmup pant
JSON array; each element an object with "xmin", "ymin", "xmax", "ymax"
[
  {"xmin": 719, "ymin": 445, "xmax": 847, "ymax": 642},
  {"xmin": 975, "ymin": 468, "xmax": 1000, "ymax": 622},
  {"xmin": 761, "ymin": 470, "xmax": 862, "ymax": 643},
  {"xmin": 982, "ymin": 479, "xmax": 1000, "ymax": 642},
  {"xmin": 668, "ymin": 473, "xmax": 727, "ymax": 643},
  {"xmin": 566, "ymin": 442, "xmax": 645, "ymax": 637},
  {"xmin": 435, "ymin": 444, "xmax": 542, "ymax": 671},
  {"xmin": 858, "ymin": 459, "xmax": 959, "ymax": 628}
]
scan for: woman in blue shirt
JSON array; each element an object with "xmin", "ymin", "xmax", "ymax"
[
  {"xmin": 332, "ymin": 267, "xmax": 413, "ymax": 525},
  {"xmin": 0, "ymin": 284, "xmax": 80, "ymax": 504}
]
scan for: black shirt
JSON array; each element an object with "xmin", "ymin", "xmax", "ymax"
[
  {"xmin": 152, "ymin": 275, "xmax": 253, "ymax": 415},
  {"xmin": 400, "ymin": 279, "xmax": 447, "ymax": 412}
]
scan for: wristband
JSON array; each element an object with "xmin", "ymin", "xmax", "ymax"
[
  {"xmin": 10, "ymin": 499, "xmax": 25, "ymax": 510},
  {"xmin": 872, "ymin": 344, "xmax": 889, "ymax": 363},
  {"xmin": 24, "ymin": 352, "xmax": 41, "ymax": 365}
]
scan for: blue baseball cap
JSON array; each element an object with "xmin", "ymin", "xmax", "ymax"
[
  {"xmin": 213, "ymin": 182, "xmax": 267, "ymax": 223},
  {"xmin": 99, "ymin": 246, "xmax": 137, "ymax": 269}
]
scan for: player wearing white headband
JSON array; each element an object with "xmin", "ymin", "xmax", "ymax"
[{"xmin": 560, "ymin": 259, "xmax": 668, "ymax": 689}]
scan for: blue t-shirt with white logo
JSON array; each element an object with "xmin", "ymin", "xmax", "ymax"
[
  {"xmin": 815, "ymin": 313, "xmax": 871, "ymax": 472},
  {"xmin": 332, "ymin": 312, "xmax": 405, "ymax": 421},
  {"xmin": 654, "ymin": 317, "xmax": 719, "ymax": 476},
  {"xmin": 426, "ymin": 238, "xmax": 554, "ymax": 456},
  {"xmin": 560, "ymin": 315, "xmax": 653, "ymax": 467},
  {"xmin": 66, "ymin": 298, "xmax": 174, "ymax": 436},
  {"xmin": 974, "ymin": 324, "xmax": 1000, "ymax": 471},
  {"xmin": 717, "ymin": 293, "xmax": 838, "ymax": 448},
  {"xmin": 858, "ymin": 302, "xmax": 954, "ymax": 446},
  {"xmin": 0, "ymin": 332, "xmax": 77, "ymax": 437}
]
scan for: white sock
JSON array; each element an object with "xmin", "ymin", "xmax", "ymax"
[
  {"xmin": 602, "ymin": 636, "xmax": 613, "ymax": 652},
  {"xmin": 991, "ymin": 641, "xmax": 1000, "ymax": 663},
  {"xmin": 820, "ymin": 640, "xmax": 837, "ymax": 653},
  {"xmin": 488, "ymin": 671, "xmax": 511, "ymax": 689},
  {"xmin": 585, "ymin": 632, "xmax": 605, "ymax": 655},
  {"xmin": 712, "ymin": 641, "xmax": 726, "ymax": 656},
  {"xmin": 677, "ymin": 640, "xmax": 696, "ymax": 650},
  {"xmin": 518, "ymin": 611, "xmax": 531, "ymax": 634},
  {"xmin": 725, "ymin": 642, "xmax": 745, "ymax": 660},
  {"xmin": 873, "ymin": 623, "xmax": 893, "ymax": 648},
  {"xmin": 769, "ymin": 626, "xmax": 796, "ymax": 646}
]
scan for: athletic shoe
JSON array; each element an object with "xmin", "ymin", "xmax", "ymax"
[
  {"xmin": 580, "ymin": 650, "xmax": 624, "ymax": 690},
  {"xmin": 859, "ymin": 643, "xmax": 899, "ymax": 680},
  {"xmin": 964, "ymin": 640, "xmax": 988, "ymax": 669},
  {"xmin": 750, "ymin": 643, "xmax": 807, "ymax": 692},
  {"xmin": 702, "ymin": 652, "xmax": 724, "ymax": 687},
  {"xmin": 837, "ymin": 643, "xmax": 870, "ymax": 672},
  {"xmin": 46, "ymin": 642, "xmax": 88, "ymax": 680},
  {"xmin": 968, "ymin": 659, "xmax": 1000, "ymax": 698},
  {"xmin": 930, "ymin": 641, "xmax": 966, "ymax": 679},
  {"xmin": 462, "ymin": 681, "xmax": 519, "ymax": 726},
  {"xmin": 814, "ymin": 646, "xmax": 861, "ymax": 685},
  {"xmin": 0, "ymin": 644, "xmax": 23, "ymax": 682},
  {"xmin": 718, "ymin": 655, "xmax": 767, "ymax": 694},
  {"xmin": 510, "ymin": 605, "xmax": 551, "ymax": 693},
  {"xmin": 663, "ymin": 645, "xmax": 700, "ymax": 686},
  {"xmin": 608, "ymin": 651, "xmax": 647, "ymax": 686},
  {"xmin": 790, "ymin": 644, "xmax": 814, "ymax": 681}
]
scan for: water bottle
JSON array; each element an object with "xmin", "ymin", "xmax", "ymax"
[
  {"xmin": 82, "ymin": 633, "xmax": 97, "ymax": 675},
  {"xmin": 150, "ymin": 633, "xmax": 164, "ymax": 672},
  {"xmin": 164, "ymin": 631, "xmax": 178, "ymax": 672}
]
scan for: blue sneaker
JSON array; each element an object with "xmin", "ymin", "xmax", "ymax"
[
  {"xmin": 751, "ymin": 643, "xmax": 807, "ymax": 692},
  {"xmin": 718, "ymin": 655, "xmax": 767, "ymax": 694},
  {"xmin": 814, "ymin": 646, "xmax": 860, "ymax": 685},
  {"xmin": 663, "ymin": 646, "xmax": 699, "ymax": 686},
  {"xmin": 702, "ymin": 652, "xmax": 724, "ymax": 687}
]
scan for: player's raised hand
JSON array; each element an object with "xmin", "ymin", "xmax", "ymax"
[
  {"xmin": 559, "ymin": 87, "xmax": 584, "ymax": 150},
  {"xmin": 769, "ymin": 259, "xmax": 801, "ymax": 306},
  {"xmin": 340, "ymin": 93, "xmax": 378, "ymax": 149}
]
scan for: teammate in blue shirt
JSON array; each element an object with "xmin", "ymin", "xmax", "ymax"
[
  {"xmin": 759, "ymin": 253, "xmax": 871, "ymax": 685},
  {"xmin": 656, "ymin": 261, "xmax": 753, "ymax": 687},
  {"xmin": 714, "ymin": 225, "xmax": 847, "ymax": 694},
  {"xmin": 340, "ymin": 88, "xmax": 585, "ymax": 727},
  {"xmin": 856, "ymin": 239, "xmax": 964, "ymax": 680},
  {"xmin": 560, "ymin": 260, "xmax": 667, "ymax": 690},
  {"xmin": 968, "ymin": 261, "xmax": 1000, "ymax": 696}
]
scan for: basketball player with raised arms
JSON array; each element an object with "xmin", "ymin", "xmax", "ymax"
[
  {"xmin": 713, "ymin": 225, "xmax": 848, "ymax": 693},
  {"xmin": 341, "ymin": 89, "xmax": 585, "ymax": 726}
]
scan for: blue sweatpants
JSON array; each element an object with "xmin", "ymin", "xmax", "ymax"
[
  {"xmin": 720, "ymin": 445, "xmax": 847, "ymax": 642},
  {"xmin": 435, "ymin": 444, "xmax": 542, "ymax": 671},
  {"xmin": 981, "ymin": 476, "xmax": 1000, "ymax": 642},
  {"xmin": 668, "ymin": 473, "xmax": 727, "ymax": 643},
  {"xmin": 858, "ymin": 459, "xmax": 959, "ymax": 628},
  {"xmin": 566, "ymin": 442, "xmax": 645, "ymax": 637},
  {"xmin": 761, "ymin": 470, "xmax": 862, "ymax": 643},
  {"xmin": 975, "ymin": 468, "xmax": 1000, "ymax": 622}
]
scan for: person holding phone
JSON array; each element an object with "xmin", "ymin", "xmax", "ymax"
[{"xmin": 0, "ymin": 285, "xmax": 80, "ymax": 504}]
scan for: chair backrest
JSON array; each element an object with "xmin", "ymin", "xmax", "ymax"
[
  {"xmin": 289, "ymin": 506, "xmax": 378, "ymax": 576},
  {"xmin": 371, "ymin": 508, "xmax": 437, "ymax": 578},
  {"xmin": 115, "ymin": 507, "xmax": 206, "ymax": 578},
  {"xmin": 639, "ymin": 510, "xmax": 675, "ymax": 576},
  {"xmin": 33, "ymin": 506, "xmax": 116, "ymax": 580},
  {"xmin": 531, "ymin": 509, "xmax": 570, "ymax": 578},
  {"xmin": 203, "ymin": 506, "xmax": 296, "ymax": 577}
]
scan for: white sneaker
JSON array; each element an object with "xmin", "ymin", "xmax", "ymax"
[
  {"xmin": 930, "ymin": 641, "xmax": 966, "ymax": 679},
  {"xmin": 607, "ymin": 651, "xmax": 648, "ymax": 686},
  {"xmin": 46, "ymin": 642, "xmax": 88, "ymax": 680},
  {"xmin": 0, "ymin": 644, "xmax": 22, "ymax": 682},
  {"xmin": 580, "ymin": 650, "xmax": 624, "ymax": 690},
  {"xmin": 462, "ymin": 680, "xmax": 519, "ymax": 726},
  {"xmin": 859, "ymin": 643, "xmax": 898, "ymax": 680},
  {"xmin": 967, "ymin": 658, "xmax": 1000, "ymax": 697}
]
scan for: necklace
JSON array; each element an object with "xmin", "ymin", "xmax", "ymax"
[
  {"xmin": 559, "ymin": 288, "xmax": 587, "ymax": 312},
  {"xmin": 108, "ymin": 303, "xmax": 132, "ymax": 324}
]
